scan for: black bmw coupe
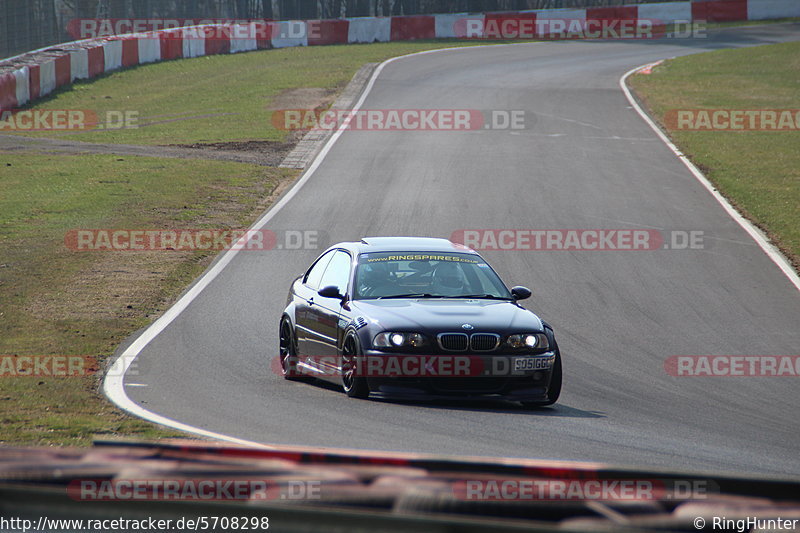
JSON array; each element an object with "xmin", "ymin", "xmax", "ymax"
[{"xmin": 278, "ymin": 237, "xmax": 561, "ymax": 406}]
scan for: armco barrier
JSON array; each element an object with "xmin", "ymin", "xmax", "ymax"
[
  {"xmin": 28, "ymin": 64, "xmax": 41, "ymax": 100},
  {"xmin": 69, "ymin": 48, "xmax": 89, "ymax": 81},
  {"xmin": 390, "ymin": 15, "xmax": 436, "ymax": 41},
  {"xmin": 86, "ymin": 46, "xmax": 105, "ymax": 77},
  {"xmin": 253, "ymin": 22, "xmax": 273, "ymax": 49},
  {"xmin": 183, "ymin": 28, "xmax": 206, "ymax": 58},
  {"xmin": 692, "ymin": 0, "xmax": 748, "ymax": 22},
  {"xmin": 121, "ymin": 38, "xmax": 139, "ymax": 67},
  {"xmin": 14, "ymin": 68, "xmax": 29, "ymax": 106},
  {"xmin": 586, "ymin": 5, "xmax": 639, "ymax": 22},
  {"xmin": 205, "ymin": 30, "xmax": 231, "ymax": 56},
  {"xmin": 138, "ymin": 36, "xmax": 161, "ymax": 64},
  {"xmin": 230, "ymin": 24, "xmax": 258, "ymax": 53},
  {"xmin": 103, "ymin": 40, "xmax": 123, "ymax": 72},
  {"xmin": 40, "ymin": 59, "xmax": 57, "ymax": 97},
  {"xmin": 54, "ymin": 54, "xmax": 71, "ymax": 87},
  {"xmin": 435, "ymin": 13, "xmax": 469, "ymax": 39},
  {"xmin": 1, "ymin": 0, "xmax": 798, "ymax": 112},
  {"xmin": 347, "ymin": 17, "xmax": 391, "ymax": 43},
  {"xmin": 308, "ymin": 19, "xmax": 350, "ymax": 46},
  {"xmin": 748, "ymin": 0, "xmax": 800, "ymax": 20},
  {"xmin": 535, "ymin": 8, "xmax": 587, "ymax": 36},
  {"xmin": 483, "ymin": 12, "xmax": 537, "ymax": 38},
  {"xmin": 451, "ymin": 14, "xmax": 487, "ymax": 39},
  {"xmin": 159, "ymin": 30, "xmax": 183, "ymax": 60},
  {"xmin": 271, "ymin": 21, "xmax": 308, "ymax": 48},
  {"xmin": 638, "ymin": 1, "xmax": 693, "ymax": 24},
  {"xmin": 0, "ymin": 71, "xmax": 17, "ymax": 110}
]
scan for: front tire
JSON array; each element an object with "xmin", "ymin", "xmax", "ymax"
[
  {"xmin": 341, "ymin": 333, "xmax": 370, "ymax": 399},
  {"xmin": 279, "ymin": 319, "xmax": 307, "ymax": 381},
  {"xmin": 521, "ymin": 351, "xmax": 562, "ymax": 408}
]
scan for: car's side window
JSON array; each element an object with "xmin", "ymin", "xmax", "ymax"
[
  {"xmin": 318, "ymin": 251, "xmax": 352, "ymax": 294},
  {"xmin": 304, "ymin": 251, "xmax": 335, "ymax": 290}
]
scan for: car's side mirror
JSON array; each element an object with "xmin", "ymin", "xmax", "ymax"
[
  {"xmin": 511, "ymin": 286, "xmax": 531, "ymax": 301},
  {"xmin": 318, "ymin": 285, "xmax": 345, "ymax": 300}
]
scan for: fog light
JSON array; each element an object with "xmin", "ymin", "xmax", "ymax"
[{"xmin": 407, "ymin": 333, "xmax": 425, "ymax": 347}]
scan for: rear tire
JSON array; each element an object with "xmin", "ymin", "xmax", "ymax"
[{"xmin": 341, "ymin": 333, "xmax": 370, "ymax": 399}]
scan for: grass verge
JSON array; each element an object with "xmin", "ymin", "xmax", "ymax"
[
  {"xmin": 4, "ymin": 40, "xmax": 521, "ymax": 146},
  {"xmin": 628, "ymin": 40, "xmax": 799, "ymax": 269},
  {"xmin": 0, "ymin": 153, "xmax": 295, "ymax": 444}
]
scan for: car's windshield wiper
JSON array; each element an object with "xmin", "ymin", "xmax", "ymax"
[
  {"xmin": 377, "ymin": 293, "xmax": 513, "ymax": 300},
  {"xmin": 451, "ymin": 294, "xmax": 513, "ymax": 300},
  {"xmin": 377, "ymin": 293, "xmax": 439, "ymax": 299}
]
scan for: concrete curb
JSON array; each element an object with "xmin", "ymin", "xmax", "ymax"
[{"xmin": 280, "ymin": 62, "xmax": 379, "ymax": 169}]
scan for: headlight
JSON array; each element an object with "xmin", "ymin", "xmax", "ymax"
[
  {"xmin": 507, "ymin": 333, "xmax": 549, "ymax": 350},
  {"xmin": 373, "ymin": 332, "xmax": 427, "ymax": 348}
]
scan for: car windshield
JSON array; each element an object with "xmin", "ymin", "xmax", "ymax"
[{"xmin": 353, "ymin": 252, "xmax": 512, "ymax": 300}]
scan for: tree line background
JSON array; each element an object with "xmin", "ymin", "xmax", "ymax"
[{"xmin": 2, "ymin": 0, "xmax": 675, "ymax": 59}]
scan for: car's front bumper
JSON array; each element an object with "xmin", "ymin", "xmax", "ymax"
[{"xmin": 360, "ymin": 350, "xmax": 556, "ymax": 402}]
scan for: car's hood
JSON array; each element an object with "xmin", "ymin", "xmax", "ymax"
[{"xmin": 350, "ymin": 299, "xmax": 544, "ymax": 333}]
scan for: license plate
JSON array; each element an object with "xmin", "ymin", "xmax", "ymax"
[{"xmin": 513, "ymin": 357, "xmax": 551, "ymax": 371}]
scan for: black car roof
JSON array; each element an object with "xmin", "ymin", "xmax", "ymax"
[{"xmin": 330, "ymin": 237, "xmax": 478, "ymax": 256}]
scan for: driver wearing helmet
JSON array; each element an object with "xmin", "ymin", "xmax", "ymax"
[{"xmin": 431, "ymin": 261, "xmax": 468, "ymax": 296}]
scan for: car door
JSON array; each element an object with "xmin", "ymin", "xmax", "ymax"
[
  {"xmin": 310, "ymin": 250, "xmax": 353, "ymax": 361},
  {"xmin": 295, "ymin": 250, "xmax": 334, "ymax": 357}
]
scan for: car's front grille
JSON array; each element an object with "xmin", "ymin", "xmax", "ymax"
[
  {"xmin": 470, "ymin": 333, "xmax": 500, "ymax": 351},
  {"xmin": 438, "ymin": 333, "xmax": 469, "ymax": 351},
  {"xmin": 438, "ymin": 333, "xmax": 500, "ymax": 352}
]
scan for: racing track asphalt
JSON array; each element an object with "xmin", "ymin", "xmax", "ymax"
[{"xmin": 120, "ymin": 24, "xmax": 800, "ymax": 476}]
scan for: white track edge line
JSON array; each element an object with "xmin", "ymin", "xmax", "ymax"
[
  {"xmin": 101, "ymin": 43, "xmax": 517, "ymax": 446},
  {"xmin": 620, "ymin": 61, "xmax": 800, "ymax": 293}
]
